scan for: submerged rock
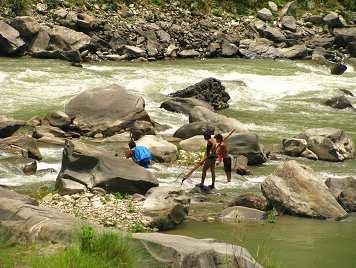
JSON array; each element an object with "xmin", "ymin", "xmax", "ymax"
[
  {"xmin": 261, "ymin": 161, "xmax": 348, "ymax": 220},
  {"xmin": 65, "ymin": 84, "xmax": 153, "ymax": 137},
  {"xmin": 56, "ymin": 140, "xmax": 158, "ymax": 195},
  {"xmin": 219, "ymin": 206, "xmax": 267, "ymax": 222},
  {"xmin": 143, "ymin": 186, "xmax": 190, "ymax": 230},
  {"xmin": 325, "ymin": 95, "xmax": 353, "ymax": 109},
  {"xmin": 168, "ymin": 78, "xmax": 230, "ymax": 110},
  {"xmin": 133, "ymin": 232, "xmax": 263, "ymax": 268}
]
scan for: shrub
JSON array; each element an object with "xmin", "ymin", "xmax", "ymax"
[{"xmin": 6, "ymin": 0, "xmax": 32, "ymax": 14}]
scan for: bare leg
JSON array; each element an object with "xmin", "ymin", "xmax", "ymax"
[
  {"xmin": 201, "ymin": 162, "xmax": 208, "ymax": 186},
  {"xmin": 226, "ymin": 171, "xmax": 232, "ymax": 182},
  {"xmin": 210, "ymin": 163, "xmax": 216, "ymax": 189}
]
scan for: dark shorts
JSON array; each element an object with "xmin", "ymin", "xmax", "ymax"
[
  {"xmin": 137, "ymin": 158, "xmax": 151, "ymax": 168},
  {"xmin": 223, "ymin": 157, "xmax": 232, "ymax": 172},
  {"xmin": 203, "ymin": 157, "xmax": 216, "ymax": 170}
]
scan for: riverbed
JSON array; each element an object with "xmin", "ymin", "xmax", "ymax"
[{"xmin": 1, "ymin": 57, "xmax": 356, "ymax": 267}]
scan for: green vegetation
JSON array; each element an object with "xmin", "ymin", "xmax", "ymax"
[
  {"xmin": 0, "ymin": 225, "xmax": 148, "ymax": 268},
  {"xmin": 267, "ymin": 208, "xmax": 278, "ymax": 224},
  {"xmin": 129, "ymin": 221, "xmax": 147, "ymax": 233}
]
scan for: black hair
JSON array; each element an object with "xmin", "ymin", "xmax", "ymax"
[
  {"xmin": 203, "ymin": 133, "xmax": 211, "ymax": 140},
  {"xmin": 214, "ymin": 134, "xmax": 223, "ymax": 142},
  {"xmin": 129, "ymin": 140, "xmax": 136, "ymax": 149}
]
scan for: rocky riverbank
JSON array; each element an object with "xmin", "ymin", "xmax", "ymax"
[{"xmin": 0, "ymin": 0, "xmax": 355, "ymax": 68}]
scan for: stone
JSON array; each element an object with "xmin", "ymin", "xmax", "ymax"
[
  {"xmin": 133, "ymin": 233, "xmax": 263, "ymax": 268},
  {"xmin": 330, "ymin": 63, "xmax": 348, "ymax": 75},
  {"xmin": 0, "ymin": 135, "xmax": 42, "ymax": 160},
  {"xmin": 325, "ymin": 95, "xmax": 353, "ymax": 109},
  {"xmin": 295, "ymin": 128, "xmax": 355, "ymax": 162},
  {"xmin": 268, "ymin": 1, "xmax": 278, "ymax": 12},
  {"xmin": 49, "ymin": 25, "xmax": 91, "ymax": 51},
  {"xmin": 280, "ymin": 44, "xmax": 307, "ymax": 59},
  {"xmin": 333, "ymin": 27, "xmax": 356, "ymax": 47},
  {"xmin": 165, "ymin": 44, "xmax": 178, "ymax": 57},
  {"xmin": 233, "ymin": 155, "xmax": 251, "ymax": 175},
  {"xmin": 0, "ymin": 20, "xmax": 26, "ymax": 55},
  {"xmin": 221, "ymin": 42, "xmax": 239, "ymax": 57},
  {"xmin": 226, "ymin": 133, "xmax": 267, "ymax": 165},
  {"xmin": 338, "ymin": 189, "xmax": 356, "ymax": 212},
  {"xmin": 137, "ymin": 135, "xmax": 178, "ymax": 163},
  {"xmin": 56, "ymin": 140, "xmax": 158, "ymax": 195},
  {"xmin": 156, "ymin": 29, "xmax": 170, "ymax": 43},
  {"xmin": 179, "ymin": 49, "xmax": 200, "ymax": 58},
  {"xmin": 263, "ymin": 26, "xmax": 286, "ymax": 43},
  {"xmin": 228, "ymin": 193, "xmax": 268, "ymax": 211},
  {"xmin": 29, "ymin": 30, "xmax": 50, "ymax": 53},
  {"xmin": 45, "ymin": 111, "xmax": 72, "ymax": 129},
  {"xmin": 189, "ymin": 106, "xmax": 248, "ymax": 134},
  {"xmin": 143, "ymin": 186, "xmax": 190, "ymax": 230},
  {"xmin": 323, "ymin": 12, "xmax": 345, "ymax": 28},
  {"xmin": 257, "ymin": 8, "xmax": 273, "ymax": 22},
  {"xmin": 174, "ymin": 122, "xmax": 216, "ymax": 140},
  {"xmin": 0, "ymin": 187, "xmax": 79, "ymax": 243},
  {"xmin": 239, "ymin": 38, "xmax": 282, "ymax": 59},
  {"xmin": 281, "ymin": 16, "xmax": 297, "ymax": 32},
  {"xmin": 282, "ymin": 138, "xmax": 307, "ymax": 156},
  {"xmin": 23, "ymin": 160, "xmax": 37, "ymax": 175},
  {"xmin": 261, "ymin": 161, "xmax": 348, "ymax": 220},
  {"xmin": 179, "ymin": 135, "xmax": 206, "ymax": 152},
  {"xmin": 0, "ymin": 116, "xmax": 26, "ymax": 138},
  {"xmin": 56, "ymin": 178, "xmax": 87, "ymax": 195},
  {"xmin": 10, "ymin": 16, "xmax": 40, "ymax": 41},
  {"xmin": 65, "ymin": 84, "xmax": 152, "ymax": 137},
  {"xmin": 169, "ymin": 78, "xmax": 230, "ymax": 110},
  {"xmin": 304, "ymin": 15, "xmax": 324, "ymax": 25},
  {"xmin": 325, "ymin": 177, "xmax": 356, "ymax": 198},
  {"xmin": 207, "ymin": 42, "xmax": 220, "ymax": 56},
  {"xmin": 219, "ymin": 206, "xmax": 267, "ymax": 222},
  {"xmin": 160, "ymin": 97, "xmax": 213, "ymax": 115},
  {"xmin": 279, "ymin": 1, "xmax": 297, "ymax": 18},
  {"xmin": 117, "ymin": 45, "xmax": 146, "ymax": 59},
  {"xmin": 300, "ymin": 148, "xmax": 318, "ymax": 160}
]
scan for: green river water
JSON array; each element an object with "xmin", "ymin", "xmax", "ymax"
[{"xmin": 0, "ymin": 57, "xmax": 356, "ymax": 267}]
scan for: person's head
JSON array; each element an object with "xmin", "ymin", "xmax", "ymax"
[
  {"xmin": 214, "ymin": 134, "xmax": 223, "ymax": 143},
  {"xmin": 128, "ymin": 140, "xmax": 136, "ymax": 149}
]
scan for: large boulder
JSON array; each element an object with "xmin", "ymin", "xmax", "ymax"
[
  {"xmin": 226, "ymin": 133, "xmax": 267, "ymax": 165},
  {"xmin": 323, "ymin": 12, "xmax": 345, "ymax": 28},
  {"xmin": 65, "ymin": 84, "xmax": 153, "ymax": 137},
  {"xmin": 133, "ymin": 233, "xmax": 263, "ymax": 268},
  {"xmin": 10, "ymin": 16, "xmax": 40, "ymax": 41},
  {"xmin": 0, "ymin": 116, "xmax": 26, "ymax": 138},
  {"xmin": 160, "ymin": 97, "xmax": 213, "ymax": 115},
  {"xmin": 0, "ymin": 20, "xmax": 26, "ymax": 55},
  {"xmin": 280, "ymin": 44, "xmax": 308, "ymax": 59},
  {"xmin": 219, "ymin": 206, "xmax": 267, "ymax": 222},
  {"xmin": 261, "ymin": 161, "xmax": 348, "ymax": 220},
  {"xmin": 281, "ymin": 16, "xmax": 297, "ymax": 32},
  {"xmin": 174, "ymin": 122, "xmax": 216, "ymax": 140},
  {"xmin": 29, "ymin": 30, "xmax": 50, "ymax": 53},
  {"xmin": 143, "ymin": 186, "xmax": 190, "ymax": 230},
  {"xmin": 48, "ymin": 25, "xmax": 91, "ymax": 51},
  {"xmin": 45, "ymin": 111, "xmax": 72, "ymax": 129},
  {"xmin": 263, "ymin": 26, "xmax": 286, "ymax": 43},
  {"xmin": 239, "ymin": 38, "xmax": 282, "ymax": 59},
  {"xmin": 56, "ymin": 140, "xmax": 158, "ymax": 195},
  {"xmin": 0, "ymin": 187, "xmax": 79, "ymax": 243},
  {"xmin": 257, "ymin": 8, "xmax": 273, "ymax": 22},
  {"xmin": 179, "ymin": 135, "xmax": 206, "ymax": 152},
  {"xmin": 228, "ymin": 193, "xmax": 269, "ymax": 211},
  {"xmin": 333, "ymin": 27, "xmax": 356, "ymax": 47},
  {"xmin": 137, "ymin": 135, "xmax": 178, "ymax": 163},
  {"xmin": 325, "ymin": 177, "xmax": 356, "ymax": 212},
  {"xmin": 279, "ymin": 1, "xmax": 297, "ymax": 18},
  {"xmin": 168, "ymin": 78, "xmax": 231, "ymax": 110},
  {"xmin": 0, "ymin": 135, "xmax": 42, "ymax": 160},
  {"xmin": 188, "ymin": 106, "xmax": 248, "ymax": 133},
  {"xmin": 295, "ymin": 128, "xmax": 355, "ymax": 162},
  {"xmin": 221, "ymin": 42, "xmax": 239, "ymax": 57}
]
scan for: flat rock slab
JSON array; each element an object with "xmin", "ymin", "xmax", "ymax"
[{"xmin": 219, "ymin": 206, "xmax": 267, "ymax": 222}]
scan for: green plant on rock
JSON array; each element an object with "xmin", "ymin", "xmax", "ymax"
[
  {"xmin": 267, "ymin": 208, "xmax": 278, "ymax": 224},
  {"xmin": 129, "ymin": 221, "xmax": 147, "ymax": 233},
  {"xmin": 114, "ymin": 192, "xmax": 127, "ymax": 200}
]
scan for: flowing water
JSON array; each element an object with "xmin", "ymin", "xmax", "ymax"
[{"xmin": 0, "ymin": 57, "xmax": 356, "ymax": 267}]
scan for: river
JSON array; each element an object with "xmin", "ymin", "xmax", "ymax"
[{"xmin": 0, "ymin": 57, "xmax": 356, "ymax": 267}]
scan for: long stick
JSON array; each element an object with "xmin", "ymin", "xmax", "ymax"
[{"xmin": 180, "ymin": 129, "xmax": 236, "ymax": 184}]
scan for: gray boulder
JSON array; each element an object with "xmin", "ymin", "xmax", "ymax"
[
  {"xmin": 268, "ymin": 1, "xmax": 278, "ymax": 12},
  {"xmin": 179, "ymin": 49, "xmax": 200, "ymax": 58},
  {"xmin": 0, "ymin": 135, "xmax": 42, "ymax": 160},
  {"xmin": 281, "ymin": 16, "xmax": 297, "ymax": 32},
  {"xmin": 49, "ymin": 25, "xmax": 91, "ymax": 51},
  {"xmin": 143, "ymin": 186, "xmax": 190, "ymax": 230},
  {"xmin": 117, "ymin": 45, "xmax": 146, "ymax": 59},
  {"xmin": 0, "ymin": 187, "xmax": 79, "ymax": 243},
  {"xmin": 219, "ymin": 206, "xmax": 267, "ymax": 222},
  {"xmin": 221, "ymin": 42, "xmax": 239, "ymax": 57},
  {"xmin": 133, "ymin": 233, "xmax": 263, "ymax": 268},
  {"xmin": 29, "ymin": 30, "xmax": 50, "ymax": 53},
  {"xmin": 10, "ymin": 16, "xmax": 40, "ymax": 41},
  {"xmin": 65, "ymin": 84, "xmax": 153, "ymax": 137},
  {"xmin": 45, "ymin": 111, "xmax": 72, "ymax": 129},
  {"xmin": 160, "ymin": 97, "xmax": 213, "ymax": 115},
  {"xmin": 56, "ymin": 140, "xmax": 158, "ymax": 195},
  {"xmin": 282, "ymin": 138, "xmax": 308, "ymax": 156},
  {"xmin": 325, "ymin": 177, "xmax": 356, "ymax": 212},
  {"xmin": 280, "ymin": 44, "xmax": 307, "ymax": 59},
  {"xmin": 263, "ymin": 26, "xmax": 286, "ymax": 42},
  {"xmin": 323, "ymin": 12, "xmax": 345, "ymax": 28},
  {"xmin": 228, "ymin": 193, "xmax": 268, "ymax": 211},
  {"xmin": 174, "ymin": 122, "xmax": 216, "ymax": 140},
  {"xmin": 261, "ymin": 161, "xmax": 348, "ymax": 220},
  {"xmin": 325, "ymin": 95, "xmax": 354, "ymax": 110},
  {"xmin": 226, "ymin": 133, "xmax": 267, "ymax": 165},
  {"xmin": 137, "ymin": 135, "xmax": 178, "ymax": 163},
  {"xmin": 296, "ymin": 128, "xmax": 354, "ymax": 162},
  {"xmin": 0, "ymin": 116, "xmax": 26, "ymax": 138},
  {"xmin": 189, "ymin": 106, "xmax": 248, "ymax": 134},
  {"xmin": 279, "ymin": 1, "xmax": 297, "ymax": 18},
  {"xmin": 0, "ymin": 20, "xmax": 26, "ymax": 55},
  {"xmin": 239, "ymin": 38, "xmax": 282, "ymax": 59},
  {"xmin": 333, "ymin": 27, "xmax": 356, "ymax": 47},
  {"xmin": 179, "ymin": 135, "xmax": 206, "ymax": 152},
  {"xmin": 257, "ymin": 8, "xmax": 273, "ymax": 22}
]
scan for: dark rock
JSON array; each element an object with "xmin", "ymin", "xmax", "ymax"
[
  {"xmin": 347, "ymin": 41, "xmax": 356, "ymax": 57},
  {"xmin": 65, "ymin": 84, "xmax": 152, "ymax": 137},
  {"xmin": 228, "ymin": 193, "xmax": 268, "ymax": 211},
  {"xmin": 174, "ymin": 122, "xmax": 216, "ymax": 140},
  {"xmin": 333, "ymin": 27, "xmax": 356, "ymax": 47},
  {"xmin": 263, "ymin": 26, "xmax": 286, "ymax": 43},
  {"xmin": 304, "ymin": 15, "xmax": 324, "ymax": 25},
  {"xmin": 339, "ymin": 190, "xmax": 356, "ymax": 212},
  {"xmin": 226, "ymin": 133, "xmax": 267, "ymax": 165},
  {"xmin": 330, "ymin": 63, "xmax": 347, "ymax": 75},
  {"xmin": 261, "ymin": 161, "xmax": 347, "ymax": 219},
  {"xmin": 10, "ymin": 16, "xmax": 40, "ymax": 41},
  {"xmin": 128, "ymin": 120, "xmax": 156, "ymax": 141},
  {"xmin": 0, "ymin": 116, "xmax": 26, "ymax": 138},
  {"xmin": 282, "ymin": 138, "xmax": 307, "ymax": 156},
  {"xmin": 281, "ymin": 16, "xmax": 297, "ymax": 32},
  {"xmin": 168, "ymin": 78, "xmax": 230, "ymax": 110},
  {"xmin": 325, "ymin": 177, "xmax": 356, "ymax": 212},
  {"xmin": 233, "ymin": 155, "xmax": 251, "ymax": 175},
  {"xmin": 325, "ymin": 95, "xmax": 353, "ymax": 109},
  {"xmin": 160, "ymin": 97, "xmax": 213, "ymax": 115},
  {"xmin": 0, "ymin": 20, "xmax": 26, "ymax": 55},
  {"xmin": 257, "ymin": 8, "xmax": 273, "ymax": 22},
  {"xmin": 29, "ymin": 30, "xmax": 50, "ymax": 53},
  {"xmin": 0, "ymin": 135, "xmax": 42, "ymax": 160},
  {"xmin": 23, "ymin": 160, "xmax": 37, "ymax": 175},
  {"xmin": 323, "ymin": 12, "xmax": 345, "ymax": 28},
  {"xmin": 56, "ymin": 140, "xmax": 158, "ymax": 195}
]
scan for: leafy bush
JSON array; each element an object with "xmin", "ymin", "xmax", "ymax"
[{"xmin": 6, "ymin": 0, "xmax": 32, "ymax": 14}]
